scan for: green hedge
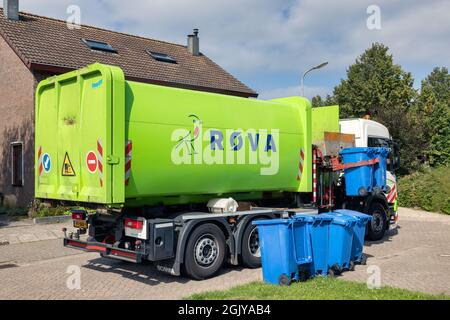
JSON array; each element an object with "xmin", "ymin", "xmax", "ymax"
[{"xmin": 398, "ymin": 166, "xmax": 450, "ymax": 214}]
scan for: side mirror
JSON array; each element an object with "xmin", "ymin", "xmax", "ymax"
[
  {"xmin": 392, "ymin": 143, "xmax": 400, "ymax": 171},
  {"xmin": 394, "ymin": 155, "xmax": 401, "ymax": 171}
]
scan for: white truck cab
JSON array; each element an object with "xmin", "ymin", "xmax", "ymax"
[{"xmin": 339, "ymin": 118, "xmax": 400, "ymax": 226}]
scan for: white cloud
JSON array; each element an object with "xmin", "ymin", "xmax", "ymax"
[
  {"xmin": 19, "ymin": 1, "xmax": 448, "ymax": 73},
  {"xmin": 16, "ymin": 0, "xmax": 450, "ymax": 95}
]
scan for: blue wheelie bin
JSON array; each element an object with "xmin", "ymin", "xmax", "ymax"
[
  {"xmin": 323, "ymin": 213, "xmax": 357, "ymax": 273},
  {"xmin": 253, "ymin": 217, "xmax": 312, "ymax": 285},
  {"xmin": 297, "ymin": 214, "xmax": 333, "ymax": 276},
  {"xmin": 372, "ymin": 147, "xmax": 390, "ymax": 191},
  {"xmin": 340, "ymin": 147, "xmax": 376, "ymax": 196},
  {"xmin": 335, "ymin": 209, "xmax": 372, "ymax": 263}
]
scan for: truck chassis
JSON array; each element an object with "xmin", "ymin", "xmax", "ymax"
[
  {"xmin": 63, "ymin": 192, "xmax": 393, "ymax": 280},
  {"xmin": 64, "ymin": 208, "xmax": 301, "ymax": 279}
]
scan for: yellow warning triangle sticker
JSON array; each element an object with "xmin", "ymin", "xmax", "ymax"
[{"xmin": 62, "ymin": 152, "xmax": 76, "ymax": 176}]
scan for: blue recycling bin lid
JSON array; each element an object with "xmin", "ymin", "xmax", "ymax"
[
  {"xmin": 323, "ymin": 213, "xmax": 357, "ymax": 227},
  {"xmin": 312, "ymin": 213, "xmax": 335, "ymax": 221},
  {"xmin": 292, "ymin": 214, "xmax": 315, "ymax": 223},
  {"xmin": 298, "ymin": 214, "xmax": 334, "ymax": 225},
  {"xmin": 253, "ymin": 218, "xmax": 290, "ymax": 226},
  {"xmin": 372, "ymin": 147, "xmax": 390, "ymax": 157},
  {"xmin": 334, "ymin": 209, "xmax": 372, "ymax": 220},
  {"xmin": 340, "ymin": 147, "xmax": 376, "ymax": 155},
  {"xmin": 314, "ymin": 215, "xmax": 334, "ymax": 222},
  {"xmin": 334, "ymin": 209, "xmax": 373, "ymax": 223}
]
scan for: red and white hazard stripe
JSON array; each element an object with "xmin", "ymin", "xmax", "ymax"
[
  {"xmin": 97, "ymin": 139, "xmax": 103, "ymax": 188},
  {"xmin": 38, "ymin": 146, "xmax": 43, "ymax": 176},
  {"xmin": 387, "ymin": 183, "xmax": 397, "ymax": 203},
  {"xmin": 313, "ymin": 147, "xmax": 317, "ymax": 203},
  {"xmin": 297, "ymin": 148, "xmax": 305, "ymax": 181},
  {"xmin": 125, "ymin": 140, "xmax": 132, "ymax": 186}
]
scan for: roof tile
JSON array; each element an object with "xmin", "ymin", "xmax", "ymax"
[{"xmin": 0, "ymin": 9, "xmax": 257, "ymax": 97}]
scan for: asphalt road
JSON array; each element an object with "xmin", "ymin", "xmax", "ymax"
[{"xmin": 0, "ymin": 207, "xmax": 449, "ymax": 299}]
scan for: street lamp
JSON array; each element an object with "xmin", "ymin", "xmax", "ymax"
[{"xmin": 301, "ymin": 61, "xmax": 328, "ymax": 97}]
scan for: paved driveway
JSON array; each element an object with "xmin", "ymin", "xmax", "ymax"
[
  {"xmin": 0, "ymin": 207, "xmax": 449, "ymax": 299},
  {"xmin": 341, "ymin": 207, "xmax": 450, "ymax": 295}
]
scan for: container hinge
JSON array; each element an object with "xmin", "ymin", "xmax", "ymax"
[{"xmin": 107, "ymin": 155, "xmax": 120, "ymax": 165}]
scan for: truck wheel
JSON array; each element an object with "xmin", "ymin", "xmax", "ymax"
[
  {"xmin": 241, "ymin": 221, "xmax": 262, "ymax": 268},
  {"xmin": 184, "ymin": 223, "xmax": 226, "ymax": 280},
  {"xmin": 367, "ymin": 202, "xmax": 388, "ymax": 241}
]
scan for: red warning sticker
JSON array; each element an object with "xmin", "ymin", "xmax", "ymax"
[{"xmin": 86, "ymin": 151, "xmax": 98, "ymax": 173}]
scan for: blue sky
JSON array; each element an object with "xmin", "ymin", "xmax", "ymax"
[{"xmin": 15, "ymin": 0, "xmax": 450, "ymax": 99}]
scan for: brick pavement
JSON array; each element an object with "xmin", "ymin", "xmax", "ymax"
[
  {"xmin": 0, "ymin": 218, "xmax": 70, "ymax": 245},
  {"xmin": 0, "ymin": 207, "xmax": 449, "ymax": 299},
  {"xmin": 341, "ymin": 207, "xmax": 450, "ymax": 295}
]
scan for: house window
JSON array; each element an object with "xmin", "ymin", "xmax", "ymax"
[
  {"xmin": 82, "ymin": 39, "xmax": 118, "ymax": 53},
  {"xmin": 148, "ymin": 51, "xmax": 177, "ymax": 64},
  {"xmin": 11, "ymin": 142, "xmax": 23, "ymax": 187}
]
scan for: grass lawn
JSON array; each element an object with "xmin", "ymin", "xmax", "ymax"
[{"xmin": 187, "ymin": 277, "xmax": 449, "ymax": 300}]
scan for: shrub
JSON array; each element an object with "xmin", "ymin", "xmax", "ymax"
[
  {"xmin": 28, "ymin": 200, "xmax": 71, "ymax": 218},
  {"xmin": 398, "ymin": 166, "xmax": 450, "ymax": 214}
]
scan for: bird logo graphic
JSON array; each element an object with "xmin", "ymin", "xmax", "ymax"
[{"xmin": 176, "ymin": 115, "xmax": 202, "ymax": 155}]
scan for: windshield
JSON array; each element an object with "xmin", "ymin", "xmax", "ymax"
[
  {"xmin": 368, "ymin": 136, "xmax": 400, "ymax": 172},
  {"xmin": 368, "ymin": 136, "xmax": 391, "ymax": 148}
]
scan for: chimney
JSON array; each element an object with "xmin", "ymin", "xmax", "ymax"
[
  {"xmin": 3, "ymin": 0, "xmax": 19, "ymax": 21},
  {"xmin": 187, "ymin": 28, "xmax": 200, "ymax": 56}
]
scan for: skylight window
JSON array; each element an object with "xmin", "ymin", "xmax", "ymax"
[
  {"xmin": 148, "ymin": 51, "xmax": 177, "ymax": 64},
  {"xmin": 82, "ymin": 39, "xmax": 117, "ymax": 53}
]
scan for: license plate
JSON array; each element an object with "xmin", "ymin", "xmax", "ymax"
[
  {"xmin": 73, "ymin": 220, "xmax": 88, "ymax": 229},
  {"xmin": 125, "ymin": 228, "xmax": 140, "ymax": 238}
]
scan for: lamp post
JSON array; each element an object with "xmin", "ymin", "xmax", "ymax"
[{"xmin": 301, "ymin": 61, "xmax": 328, "ymax": 97}]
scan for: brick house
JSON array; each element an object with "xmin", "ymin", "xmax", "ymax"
[{"xmin": 0, "ymin": 3, "xmax": 257, "ymax": 208}]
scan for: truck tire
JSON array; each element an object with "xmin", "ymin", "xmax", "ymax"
[
  {"xmin": 367, "ymin": 202, "xmax": 388, "ymax": 241},
  {"xmin": 184, "ymin": 223, "xmax": 226, "ymax": 280},
  {"xmin": 241, "ymin": 221, "xmax": 262, "ymax": 268}
]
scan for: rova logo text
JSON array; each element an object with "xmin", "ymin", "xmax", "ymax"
[{"xmin": 171, "ymin": 115, "xmax": 279, "ymax": 175}]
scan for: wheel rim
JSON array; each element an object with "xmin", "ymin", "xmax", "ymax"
[
  {"xmin": 371, "ymin": 210, "xmax": 384, "ymax": 233},
  {"xmin": 194, "ymin": 234, "xmax": 219, "ymax": 267},
  {"xmin": 247, "ymin": 227, "xmax": 261, "ymax": 258}
]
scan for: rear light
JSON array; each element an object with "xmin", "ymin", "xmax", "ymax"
[
  {"xmin": 124, "ymin": 217, "xmax": 147, "ymax": 240},
  {"xmin": 72, "ymin": 211, "xmax": 86, "ymax": 220},
  {"xmin": 124, "ymin": 218, "xmax": 143, "ymax": 230}
]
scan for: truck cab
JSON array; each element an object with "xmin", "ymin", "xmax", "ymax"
[{"xmin": 339, "ymin": 118, "xmax": 400, "ymax": 227}]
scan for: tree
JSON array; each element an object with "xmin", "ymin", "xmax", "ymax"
[
  {"xmin": 415, "ymin": 67, "xmax": 450, "ymax": 166},
  {"xmin": 312, "ymin": 44, "xmax": 449, "ymax": 173},
  {"xmin": 326, "ymin": 43, "xmax": 419, "ymax": 173},
  {"xmin": 332, "ymin": 43, "xmax": 416, "ymax": 132},
  {"xmin": 311, "ymin": 94, "xmax": 336, "ymax": 108},
  {"xmin": 311, "ymin": 95, "xmax": 325, "ymax": 107}
]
